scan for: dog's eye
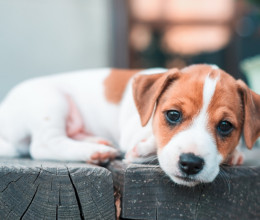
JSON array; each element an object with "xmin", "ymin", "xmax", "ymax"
[
  {"xmin": 217, "ymin": 120, "xmax": 233, "ymax": 136},
  {"xmin": 165, "ymin": 110, "xmax": 182, "ymax": 124}
]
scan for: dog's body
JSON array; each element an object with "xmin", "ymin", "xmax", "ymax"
[{"xmin": 0, "ymin": 64, "xmax": 259, "ymax": 186}]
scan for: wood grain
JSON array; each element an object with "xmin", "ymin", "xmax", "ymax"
[
  {"xmin": 0, "ymin": 158, "xmax": 115, "ymax": 220},
  {"xmin": 108, "ymin": 160, "xmax": 260, "ymax": 220}
]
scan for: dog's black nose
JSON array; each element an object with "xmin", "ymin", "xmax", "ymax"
[{"xmin": 179, "ymin": 153, "xmax": 204, "ymax": 175}]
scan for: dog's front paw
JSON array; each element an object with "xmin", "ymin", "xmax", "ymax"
[
  {"xmin": 87, "ymin": 146, "xmax": 118, "ymax": 165},
  {"xmin": 225, "ymin": 149, "xmax": 244, "ymax": 166},
  {"xmin": 124, "ymin": 136, "xmax": 157, "ymax": 163},
  {"xmin": 125, "ymin": 145, "xmax": 139, "ymax": 163}
]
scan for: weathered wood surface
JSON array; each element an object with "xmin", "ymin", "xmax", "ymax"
[
  {"xmin": 108, "ymin": 160, "xmax": 260, "ymax": 220},
  {"xmin": 0, "ymin": 158, "xmax": 115, "ymax": 220}
]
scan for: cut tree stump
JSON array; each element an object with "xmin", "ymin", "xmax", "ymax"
[
  {"xmin": 108, "ymin": 160, "xmax": 260, "ymax": 220},
  {"xmin": 0, "ymin": 158, "xmax": 115, "ymax": 220},
  {"xmin": 1, "ymin": 157, "xmax": 259, "ymax": 220}
]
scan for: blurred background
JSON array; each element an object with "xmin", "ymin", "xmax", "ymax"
[{"xmin": 0, "ymin": 0, "xmax": 260, "ymax": 100}]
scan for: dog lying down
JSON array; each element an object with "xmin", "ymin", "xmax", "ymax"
[{"xmin": 0, "ymin": 64, "xmax": 259, "ymax": 187}]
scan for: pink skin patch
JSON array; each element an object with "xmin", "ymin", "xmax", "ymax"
[
  {"xmin": 65, "ymin": 95, "xmax": 112, "ymax": 146},
  {"xmin": 65, "ymin": 94, "xmax": 88, "ymax": 138}
]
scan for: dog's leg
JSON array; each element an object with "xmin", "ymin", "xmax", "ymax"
[
  {"xmin": 22, "ymin": 89, "xmax": 118, "ymax": 163},
  {"xmin": 224, "ymin": 139, "xmax": 244, "ymax": 166},
  {"xmin": 30, "ymin": 117, "xmax": 118, "ymax": 163},
  {"xmin": 225, "ymin": 149, "xmax": 244, "ymax": 165},
  {"xmin": 30, "ymin": 126, "xmax": 118, "ymax": 163},
  {"xmin": 124, "ymin": 136, "xmax": 157, "ymax": 162},
  {"xmin": 30, "ymin": 134, "xmax": 118, "ymax": 163},
  {"xmin": 0, "ymin": 105, "xmax": 30, "ymax": 158},
  {"xmin": 119, "ymin": 115, "xmax": 157, "ymax": 162}
]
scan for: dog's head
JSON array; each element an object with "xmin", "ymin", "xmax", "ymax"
[{"xmin": 133, "ymin": 64, "xmax": 260, "ymax": 186}]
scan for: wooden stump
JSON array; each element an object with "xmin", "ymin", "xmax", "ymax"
[
  {"xmin": 108, "ymin": 160, "xmax": 260, "ymax": 220},
  {"xmin": 1, "ymin": 157, "xmax": 259, "ymax": 220},
  {"xmin": 0, "ymin": 158, "xmax": 116, "ymax": 220}
]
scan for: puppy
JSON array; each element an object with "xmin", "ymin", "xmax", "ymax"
[{"xmin": 0, "ymin": 64, "xmax": 259, "ymax": 186}]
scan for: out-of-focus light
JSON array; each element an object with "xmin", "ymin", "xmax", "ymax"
[
  {"xmin": 130, "ymin": 24, "xmax": 152, "ymax": 51},
  {"xmin": 130, "ymin": 0, "xmax": 235, "ymax": 23},
  {"xmin": 163, "ymin": 0, "xmax": 234, "ymax": 23},
  {"xmin": 162, "ymin": 25, "xmax": 231, "ymax": 55},
  {"xmin": 166, "ymin": 58, "xmax": 187, "ymax": 69},
  {"xmin": 130, "ymin": 0, "xmax": 161, "ymax": 22},
  {"xmin": 236, "ymin": 17, "xmax": 255, "ymax": 37}
]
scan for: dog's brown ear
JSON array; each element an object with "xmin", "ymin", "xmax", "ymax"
[
  {"xmin": 237, "ymin": 80, "xmax": 260, "ymax": 149},
  {"xmin": 133, "ymin": 68, "xmax": 180, "ymax": 126}
]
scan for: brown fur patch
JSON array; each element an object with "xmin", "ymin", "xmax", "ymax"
[
  {"xmin": 104, "ymin": 69, "xmax": 142, "ymax": 104},
  {"xmin": 153, "ymin": 65, "xmax": 245, "ymax": 162},
  {"xmin": 133, "ymin": 69, "xmax": 180, "ymax": 126},
  {"xmin": 237, "ymin": 80, "xmax": 260, "ymax": 149},
  {"xmin": 154, "ymin": 70, "xmax": 206, "ymax": 149}
]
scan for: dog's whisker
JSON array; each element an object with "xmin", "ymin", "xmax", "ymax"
[{"xmin": 218, "ymin": 168, "xmax": 231, "ymax": 193}]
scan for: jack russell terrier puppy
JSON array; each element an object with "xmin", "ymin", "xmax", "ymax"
[{"xmin": 0, "ymin": 64, "xmax": 259, "ymax": 186}]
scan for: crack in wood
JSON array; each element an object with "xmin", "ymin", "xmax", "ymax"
[
  {"xmin": 56, "ymin": 205, "xmax": 58, "ymax": 220},
  {"xmin": 114, "ymin": 186, "xmax": 121, "ymax": 220},
  {"xmin": 58, "ymin": 187, "xmax": 61, "ymax": 206},
  {"xmin": 155, "ymin": 206, "xmax": 158, "ymax": 220},
  {"xmin": 1, "ymin": 175, "xmax": 23, "ymax": 193},
  {"xmin": 0, "ymin": 159, "xmax": 116, "ymax": 219},
  {"xmin": 20, "ymin": 184, "xmax": 40, "ymax": 220},
  {"xmin": 33, "ymin": 167, "xmax": 42, "ymax": 184},
  {"xmin": 66, "ymin": 167, "xmax": 84, "ymax": 220},
  {"xmin": 50, "ymin": 177, "xmax": 53, "ymax": 191},
  {"xmin": 36, "ymin": 166, "xmax": 55, "ymax": 175}
]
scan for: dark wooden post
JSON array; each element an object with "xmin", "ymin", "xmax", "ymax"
[
  {"xmin": 0, "ymin": 158, "xmax": 116, "ymax": 220},
  {"xmin": 108, "ymin": 160, "xmax": 260, "ymax": 220}
]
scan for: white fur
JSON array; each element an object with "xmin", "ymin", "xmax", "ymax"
[
  {"xmin": 158, "ymin": 74, "xmax": 222, "ymax": 186},
  {"xmin": 119, "ymin": 68, "xmax": 167, "ymax": 157},
  {"xmin": 0, "ymin": 69, "xmax": 119, "ymax": 161},
  {"xmin": 0, "ymin": 68, "xmax": 167, "ymax": 162},
  {"xmin": 0, "ymin": 65, "xmax": 240, "ymax": 186}
]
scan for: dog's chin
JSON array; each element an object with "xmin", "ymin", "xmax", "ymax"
[
  {"xmin": 170, "ymin": 175, "xmax": 201, "ymax": 187},
  {"xmin": 168, "ymin": 168, "xmax": 220, "ymax": 187}
]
